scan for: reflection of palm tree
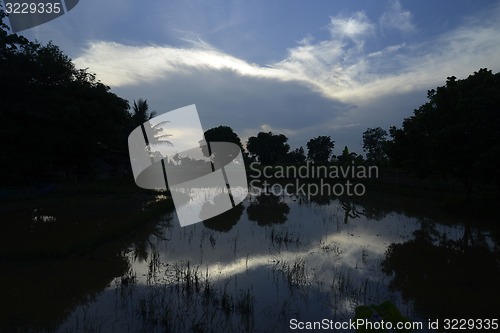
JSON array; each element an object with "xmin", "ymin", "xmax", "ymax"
[{"xmin": 340, "ymin": 200, "xmax": 364, "ymax": 224}]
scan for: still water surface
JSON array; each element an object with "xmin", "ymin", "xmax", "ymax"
[{"xmin": 4, "ymin": 190, "xmax": 499, "ymax": 332}]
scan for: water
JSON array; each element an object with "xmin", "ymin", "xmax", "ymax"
[{"xmin": 2, "ymin": 190, "xmax": 499, "ymax": 332}]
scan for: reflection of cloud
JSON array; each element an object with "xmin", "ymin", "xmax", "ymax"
[
  {"xmin": 133, "ymin": 215, "xmax": 421, "ymax": 286},
  {"xmin": 124, "ymin": 195, "xmax": 473, "ymax": 322}
]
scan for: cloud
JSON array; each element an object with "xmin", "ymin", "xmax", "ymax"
[
  {"xmin": 328, "ymin": 12, "xmax": 375, "ymax": 48},
  {"xmin": 380, "ymin": 0, "xmax": 416, "ymax": 34},
  {"xmin": 74, "ymin": 1, "xmax": 500, "ymax": 104},
  {"xmin": 109, "ymin": 65, "xmax": 351, "ymax": 151},
  {"xmin": 73, "ymin": 2, "xmax": 500, "ymax": 153},
  {"xmin": 271, "ymin": 3, "xmax": 500, "ymax": 103}
]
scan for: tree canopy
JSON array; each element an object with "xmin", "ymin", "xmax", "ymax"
[
  {"xmin": 203, "ymin": 125, "xmax": 244, "ymax": 166},
  {"xmin": 246, "ymin": 132, "xmax": 290, "ymax": 165},
  {"xmin": 0, "ymin": 12, "xmax": 131, "ymax": 183},
  {"xmin": 336, "ymin": 146, "xmax": 363, "ymax": 166},
  {"xmin": 131, "ymin": 98, "xmax": 156, "ymax": 128},
  {"xmin": 306, "ymin": 135, "xmax": 335, "ymax": 163},
  {"xmin": 387, "ymin": 68, "xmax": 500, "ymax": 195},
  {"xmin": 287, "ymin": 147, "xmax": 306, "ymax": 164},
  {"xmin": 204, "ymin": 125, "xmax": 243, "ymax": 150},
  {"xmin": 362, "ymin": 127, "xmax": 388, "ymax": 164}
]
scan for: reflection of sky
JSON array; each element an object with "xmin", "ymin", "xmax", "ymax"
[
  {"xmin": 126, "ymin": 195, "xmax": 468, "ymax": 313},
  {"xmin": 59, "ymin": 195, "xmax": 473, "ymax": 332},
  {"xmin": 135, "ymin": 201, "xmax": 447, "ymax": 275}
]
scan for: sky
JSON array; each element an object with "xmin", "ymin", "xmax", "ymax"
[{"xmin": 11, "ymin": 0, "xmax": 500, "ymax": 155}]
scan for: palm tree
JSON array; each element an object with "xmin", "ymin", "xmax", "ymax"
[
  {"xmin": 132, "ymin": 98, "xmax": 155, "ymax": 126},
  {"xmin": 132, "ymin": 98, "xmax": 173, "ymax": 147},
  {"xmin": 132, "ymin": 98, "xmax": 173, "ymax": 189}
]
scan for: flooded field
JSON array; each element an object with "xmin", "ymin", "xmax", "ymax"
[{"xmin": 2, "ymin": 189, "xmax": 499, "ymax": 333}]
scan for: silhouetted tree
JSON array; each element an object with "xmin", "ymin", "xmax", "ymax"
[
  {"xmin": 386, "ymin": 69, "xmax": 500, "ymax": 198},
  {"xmin": 133, "ymin": 99, "xmax": 172, "ymax": 156},
  {"xmin": 247, "ymin": 132, "xmax": 290, "ymax": 165},
  {"xmin": 362, "ymin": 127, "xmax": 388, "ymax": 164},
  {"xmin": 0, "ymin": 8, "xmax": 29, "ymax": 57},
  {"xmin": 336, "ymin": 146, "xmax": 362, "ymax": 166},
  {"xmin": 287, "ymin": 147, "xmax": 306, "ymax": 164},
  {"xmin": 204, "ymin": 125, "xmax": 243, "ymax": 150},
  {"xmin": 0, "ymin": 11, "xmax": 132, "ymax": 183},
  {"xmin": 198, "ymin": 125, "xmax": 245, "ymax": 169},
  {"xmin": 131, "ymin": 98, "xmax": 156, "ymax": 127},
  {"xmin": 306, "ymin": 135, "xmax": 334, "ymax": 163}
]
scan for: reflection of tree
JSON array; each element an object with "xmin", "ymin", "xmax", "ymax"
[
  {"xmin": 358, "ymin": 203, "xmax": 390, "ymax": 221},
  {"xmin": 1, "ymin": 244, "xmax": 130, "ymax": 332},
  {"xmin": 131, "ymin": 212, "xmax": 172, "ymax": 262},
  {"xmin": 0, "ymin": 196, "xmax": 174, "ymax": 332},
  {"xmin": 307, "ymin": 192, "xmax": 333, "ymax": 206},
  {"xmin": 202, "ymin": 195, "xmax": 245, "ymax": 232},
  {"xmin": 381, "ymin": 222, "xmax": 500, "ymax": 319},
  {"xmin": 345, "ymin": 191, "xmax": 431, "ymax": 222},
  {"xmin": 339, "ymin": 199, "xmax": 364, "ymax": 224},
  {"xmin": 247, "ymin": 193, "xmax": 290, "ymax": 226}
]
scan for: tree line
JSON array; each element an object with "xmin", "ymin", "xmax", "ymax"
[
  {"xmin": 1, "ymin": 8, "xmax": 499, "ymax": 197},
  {"xmin": 0, "ymin": 10, "xmax": 161, "ymax": 184},
  {"xmin": 361, "ymin": 69, "xmax": 500, "ymax": 198}
]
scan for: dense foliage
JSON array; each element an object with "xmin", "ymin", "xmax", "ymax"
[
  {"xmin": 362, "ymin": 127, "xmax": 388, "ymax": 164},
  {"xmin": 0, "ymin": 10, "xmax": 131, "ymax": 183},
  {"xmin": 3, "ymin": 4, "xmax": 498, "ymax": 196},
  {"xmin": 387, "ymin": 69, "xmax": 500, "ymax": 195},
  {"xmin": 306, "ymin": 135, "xmax": 335, "ymax": 163},
  {"xmin": 247, "ymin": 131, "xmax": 290, "ymax": 165},
  {"xmin": 204, "ymin": 125, "xmax": 243, "ymax": 150}
]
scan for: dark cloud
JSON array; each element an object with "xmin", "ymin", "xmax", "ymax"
[{"xmin": 113, "ymin": 68, "xmax": 352, "ymax": 149}]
